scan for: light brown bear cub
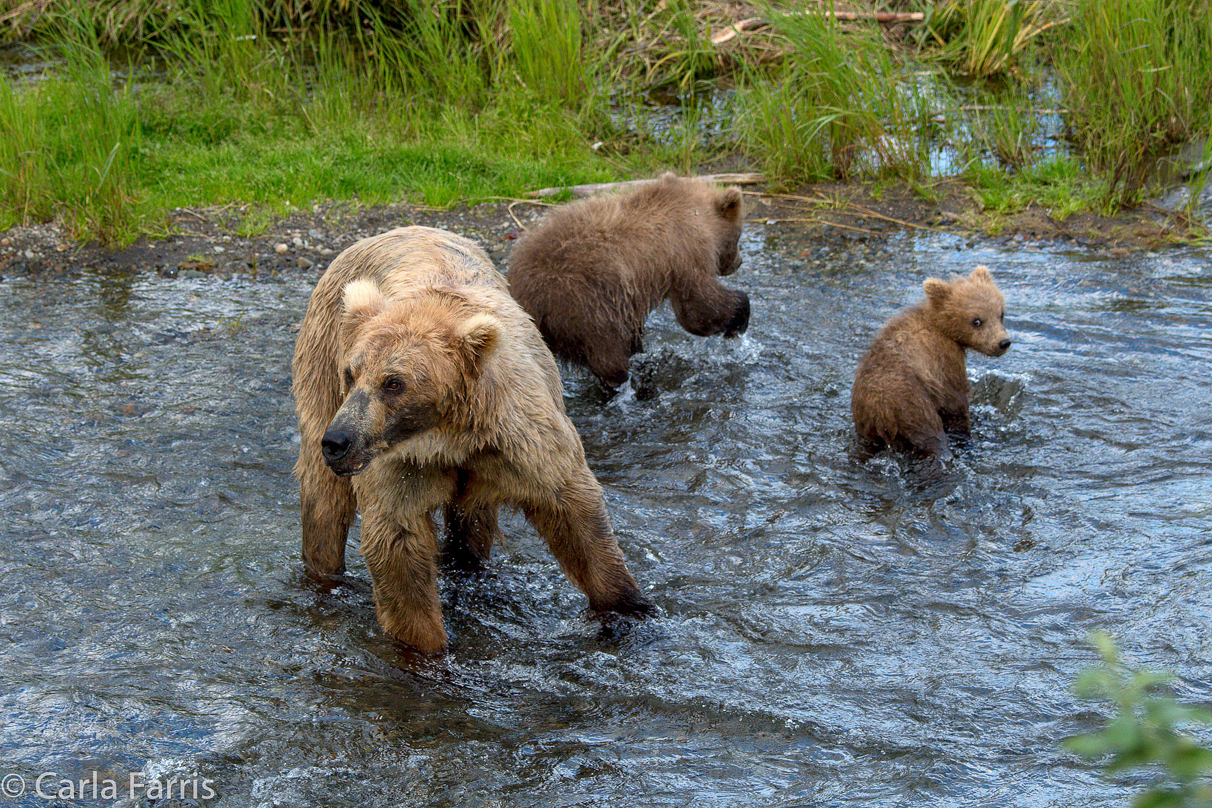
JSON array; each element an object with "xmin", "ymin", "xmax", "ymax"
[
  {"xmin": 507, "ymin": 173, "xmax": 750, "ymax": 388},
  {"xmin": 851, "ymin": 265, "xmax": 1011, "ymax": 460},
  {"xmin": 292, "ymin": 226, "xmax": 653, "ymax": 654}
]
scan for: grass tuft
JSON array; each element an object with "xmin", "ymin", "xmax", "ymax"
[
  {"xmin": 1058, "ymin": 0, "xmax": 1212, "ymax": 206},
  {"xmin": 920, "ymin": 0, "xmax": 1059, "ymax": 78}
]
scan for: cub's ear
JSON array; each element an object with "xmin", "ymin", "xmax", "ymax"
[
  {"xmin": 715, "ymin": 186, "xmax": 744, "ymax": 222},
  {"xmin": 454, "ymin": 312, "xmax": 501, "ymax": 374},
  {"xmin": 969, "ymin": 264, "xmax": 994, "ymax": 283},
  {"xmin": 923, "ymin": 277, "xmax": 951, "ymax": 306},
  {"xmin": 339, "ymin": 279, "xmax": 385, "ymax": 352}
]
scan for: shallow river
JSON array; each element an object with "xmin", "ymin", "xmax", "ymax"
[{"xmin": 0, "ymin": 225, "xmax": 1209, "ymax": 807}]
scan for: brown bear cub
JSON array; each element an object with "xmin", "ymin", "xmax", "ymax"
[
  {"xmin": 507, "ymin": 172, "xmax": 750, "ymax": 388},
  {"xmin": 292, "ymin": 226, "xmax": 653, "ymax": 655},
  {"xmin": 851, "ymin": 265, "xmax": 1011, "ymax": 460}
]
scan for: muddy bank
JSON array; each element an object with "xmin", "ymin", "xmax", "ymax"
[{"xmin": 0, "ymin": 180, "xmax": 1200, "ymax": 279}]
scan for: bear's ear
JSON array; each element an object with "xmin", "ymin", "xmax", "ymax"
[
  {"xmin": 342, "ymin": 279, "xmax": 386, "ymax": 318},
  {"xmin": 340, "ymin": 279, "xmax": 385, "ymax": 349},
  {"xmin": 454, "ymin": 312, "xmax": 500, "ymax": 373},
  {"xmin": 969, "ymin": 264, "xmax": 994, "ymax": 284},
  {"xmin": 923, "ymin": 277, "xmax": 951, "ymax": 306},
  {"xmin": 715, "ymin": 187, "xmax": 744, "ymax": 222}
]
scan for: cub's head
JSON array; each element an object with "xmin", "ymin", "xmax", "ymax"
[
  {"xmin": 710, "ymin": 185, "xmax": 744, "ymax": 277},
  {"xmin": 923, "ymin": 265, "xmax": 1011, "ymax": 357},
  {"xmin": 654, "ymin": 173, "xmax": 744, "ymax": 277},
  {"xmin": 320, "ymin": 279, "xmax": 500, "ymax": 477}
]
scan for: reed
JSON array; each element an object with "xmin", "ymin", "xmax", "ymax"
[
  {"xmin": 920, "ymin": 0, "xmax": 1057, "ymax": 78},
  {"xmin": 957, "ymin": 86, "xmax": 1046, "ymax": 171},
  {"xmin": 508, "ymin": 0, "xmax": 592, "ymax": 107},
  {"xmin": 1058, "ymin": 0, "xmax": 1212, "ymax": 205},
  {"xmin": 734, "ymin": 74, "xmax": 834, "ymax": 187},
  {"xmin": 735, "ymin": 7, "xmax": 923, "ymax": 185},
  {"xmin": 1, "ymin": 0, "xmax": 404, "ymax": 44}
]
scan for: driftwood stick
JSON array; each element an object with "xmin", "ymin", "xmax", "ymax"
[
  {"xmin": 711, "ymin": 11, "xmax": 925, "ymax": 45},
  {"xmin": 710, "ymin": 17, "xmax": 770, "ymax": 45},
  {"xmin": 525, "ymin": 172, "xmax": 766, "ymax": 199},
  {"xmin": 831, "ymin": 11, "xmax": 926, "ymax": 23}
]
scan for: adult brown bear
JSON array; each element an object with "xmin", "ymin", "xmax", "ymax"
[
  {"xmin": 291, "ymin": 226, "xmax": 653, "ymax": 654},
  {"xmin": 851, "ymin": 265, "xmax": 1012, "ymax": 460},
  {"xmin": 507, "ymin": 173, "xmax": 750, "ymax": 388}
]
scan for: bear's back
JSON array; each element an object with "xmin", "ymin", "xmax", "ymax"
[{"xmin": 333, "ymin": 227, "xmax": 508, "ymax": 299}]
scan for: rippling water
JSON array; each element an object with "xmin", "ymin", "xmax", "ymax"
[{"xmin": 0, "ymin": 229, "xmax": 1209, "ymax": 807}]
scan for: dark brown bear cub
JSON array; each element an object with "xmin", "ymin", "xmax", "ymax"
[
  {"xmin": 851, "ymin": 265, "xmax": 1011, "ymax": 460},
  {"xmin": 507, "ymin": 173, "xmax": 749, "ymax": 388},
  {"xmin": 292, "ymin": 226, "xmax": 653, "ymax": 655}
]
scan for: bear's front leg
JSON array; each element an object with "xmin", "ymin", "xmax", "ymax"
[
  {"xmin": 359, "ymin": 509, "xmax": 447, "ymax": 655},
  {"xmin": 941, "ymin": 404, "xmax": 971, "ymax": 436},
  {"xmin": 523, "ymin": 468, "xmax": 654, "ymax": 618},
  {"xmin": 297, "ymin": 450, "xmax": 356, "ymax": 578},
  {"xmin": 671, "ymin": 276, "xmax": 749, "ymax": 338}
]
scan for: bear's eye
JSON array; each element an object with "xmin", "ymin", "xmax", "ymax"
[
  {"xmin": 972, "ymin": 318, "xmax": 983, "ymax": 328},
  {"xmin": 1000, "ymin": 311, "xmax": 1005, "ymax": 323},
  {"xmin": 342, "ymin": 368, "xmax": 355, "ymax": 389},
  {"xmin": 382, "ymin": 376, "xmax": 404, "ymax": 393}
]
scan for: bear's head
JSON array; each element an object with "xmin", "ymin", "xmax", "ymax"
[
  {"xmin": 320, "ymin": 279, "xmax": 500, "ymax": 477},
  {"xmin": 711, "ymin": 185, "xmax": 745, "ymax": 277},
  {"xmin": 923, "ymin": 265, "xmax": 1012, "ymax": 357}
]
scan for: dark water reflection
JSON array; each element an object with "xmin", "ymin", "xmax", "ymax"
[{"xmin": 0, "ymin": 229, "xmax": 1209, "ymax": 807}]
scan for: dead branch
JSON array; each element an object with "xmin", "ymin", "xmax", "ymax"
[{"xmin": 711, "ymin": 10, "xmax": 926, "ymax": 45}]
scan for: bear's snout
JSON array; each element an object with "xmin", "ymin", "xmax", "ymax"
[
  {"xmin": 321, "ymin": 428, "xmax": 351, "ymax": 462},
  {"xmin": 998, "ymin": 338, "xmax": 1012, "ymax": 354},
  {"xmin": 321, "ymin": 426, "xmax": 368, "ymax": 476}
]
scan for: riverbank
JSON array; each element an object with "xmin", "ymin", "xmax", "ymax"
[
  {"xmin": 0, "ymin": 177, "xmax": 1199, "ymax": 280},
  {"xmin": 3, "ymin": 1, "xmax": 1210, "ymax": 248}
]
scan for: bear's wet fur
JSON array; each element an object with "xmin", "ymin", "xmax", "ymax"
[
  {"xmin": 507, "ymin": 172, "xmax": 750, "ymax": 388},
  {"xmin": 291, "ymin": 226, "xmax": 653, "ymax": 654},
  {"xmin": 851, "ymin": 265, "xmax": 1011, "ymax": 460}
]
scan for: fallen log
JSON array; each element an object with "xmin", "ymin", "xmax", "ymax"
[{"xmin": 525, "ymin": 172, "xmax": 766, "ymax": 199}]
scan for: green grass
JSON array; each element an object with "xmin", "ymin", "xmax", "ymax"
[
  {"xmin": 0, "ymin": 0, "xmax": 628, "ymax": 243},
  {"xmin": 128, "ymin": 108, "xmax": 614, "ymax": 220},
  {"xmin": 1, "ymin": 0, "xmax": 1211, "ymax": 244},
  {"xmin": 0, "ymin": 38, "xmax": 146, "ymax": 237},
  {"xmin": 1057, "ymin": 0, "xmax": 1212, "ymax": 206},
  {"xmin": 965, "ymin": 154, "xmax": 1108, "ymax": 218}
]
